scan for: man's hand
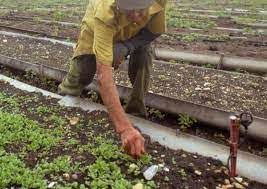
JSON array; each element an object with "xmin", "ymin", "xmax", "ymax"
[
  {"xmin": 113, "ymin": 43, "xmax": 129, "ymax": 69},
  {"xmin": 120, "ymin": 127, "xmax": 145, "ymax": 158},
  {"xmin": 96, "ymin": 63, "xmax": 145, "ymax": 159}
]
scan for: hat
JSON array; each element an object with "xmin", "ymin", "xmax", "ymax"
[{"xmin": 116, "ymin": 0, "xmax": 154, "ymax": 10}]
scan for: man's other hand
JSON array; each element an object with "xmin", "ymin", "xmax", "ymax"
[{"xmin": 113, "ymin": 43, "xmax": 129, "ymax": 69}]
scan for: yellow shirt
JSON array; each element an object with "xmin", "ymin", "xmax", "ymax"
[{"xmin": 73, "ymin": 0, "xmax": 166, "ymax": 65}]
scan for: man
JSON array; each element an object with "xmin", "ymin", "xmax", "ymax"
[{"xmin": 58, "ymin": 0, "xmax": 166, "ymax": 158}]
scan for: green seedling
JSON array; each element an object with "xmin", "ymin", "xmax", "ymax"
[
  {"xmin": 178, "ymin": 114, "xmax": 197, "ymax": 130},
  {"xmin": 87, "ymin": 159, "xmax": 132, "ymax": 189},
  {"xmin": 178, "ymin": 168, "xmax": 187, "ymax": 181},
  {"xmin": 0, "ymin": 153, "xmax": 47, "ymax": 189},
  {"xmin": 52, "ymin": 10, "xmax": 66, "ymax": 21},
  {"xmin": 148, "ymin": 108, "xmax": 165, "ymax": 120},
  {"xmin": 0, "ymin": 111, "xmax": 62, "ymax": 152}
]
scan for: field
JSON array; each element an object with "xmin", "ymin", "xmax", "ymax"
[{"xmin": 0, "ymin": 0, "xmax": 266, "ymax": 188}]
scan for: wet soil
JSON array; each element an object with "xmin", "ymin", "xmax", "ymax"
[
  {"xmin": 0, "ymin": 33, "xmax": 266, "ymax": 118},
  {"xmin": 0, "ymin": 79, "xmax": 267, "ymax": 189},
  {"xmin": 1, "ymin": 12, "xmax": 267, "ymax": 59}
]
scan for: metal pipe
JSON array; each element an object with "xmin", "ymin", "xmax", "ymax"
[
  {"xmin": 0, "ymin": 30, "xmax": 74, "ymax": 46},
  {"xmin": 154, "ymin": 48, "xmax": 267, "ymax": 73},
  {"xmin": 229, "ymin": 115, "xmax": 240, "ymax": 177},
  {"xmin": 0, "ymin": 54, "xmax": 267, "ymax": 143}
]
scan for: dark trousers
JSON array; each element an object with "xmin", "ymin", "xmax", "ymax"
[{"xmin": 58, "ymin": 45, "xmax": 152, "ymax": 116}]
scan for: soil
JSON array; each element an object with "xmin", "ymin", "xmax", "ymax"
[
  {"xmin": 0, "ymin": 79, "xmax": 267, "ymax": 189},
  {"xmin": 0, "ymin": 33, "xmax": 73, "ymax": 69},
  {"xmin": 115, "ymin": 65, "xmax": 267, "ymax": 118},
  {"xmin": 0, "ymin": 17, "xmax": 79, "ymax": 39},
  {"xmin": 1, "ymin": 64, "xmax": 266, "ymax": 158},
  {"xmin": 3, "ymin": 10, "xmax": 83, "ymax": 23},
  {"xmin": 0, "ymin": 12, "xmax": 267, "ymax": 59},
  {"xmin": 0, "ymin": 33, "xmax": 266, "ymax": 119}
]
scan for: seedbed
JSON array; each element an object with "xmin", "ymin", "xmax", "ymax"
[
  {"xmin": 0, "ymin": 64, "xmax": 266, "ymax": 158},
  {"xmin": 0, "ymin": 33, "xmax": 266, "ymax": 118},
  {"xmin": 0, "ymin": 33, "xmax": 266, "ymax": 158},
  {"xmin": 0, "ymin": 78, "xmax": 267, "ymax": 189},
  {"xmin": 0, "ymin": 18, "xmax": 79, "ymax": 39},
  {"xmin": 0, "ymin": 1, "xmax": 266, "ymax": 187}
]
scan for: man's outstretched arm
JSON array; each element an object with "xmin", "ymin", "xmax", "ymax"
[
  {"xmin": 93, "ymin": 18, "xmax": 146, "ymax": 158},
  {"xmin": 96, "ymin": 63, "xmax": 145, "ymax": 158}
]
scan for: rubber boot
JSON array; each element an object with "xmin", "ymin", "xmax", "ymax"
[{"xmin": 58, "ymin": 55, "xmax": 96, "ymax": 96}]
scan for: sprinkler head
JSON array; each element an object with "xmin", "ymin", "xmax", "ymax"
[{"xmin": 240, "ymin": 112, "xmax": 253, "ymax": 130}]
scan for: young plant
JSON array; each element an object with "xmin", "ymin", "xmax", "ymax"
[
  {"xmin": 87, "ymin": 159, "xmax": 132, "ymax": 189},
  {"xmin": 148, "ymin": 108, "xmax": 165, "ymax": 120},
  {"xmin": 178, "ymin": 114, "xmax": 197, "ymax": 130},
  {"xmin": 24, "ymin": 70, "xmax": 37, "ymax": 80},
  {"xmin": 0, "ymin": 152, "xmax": 47, "ymax": 189},
  {"xmin": 177, "ymin": 168, "xmax": 187, "ymax": 181}
]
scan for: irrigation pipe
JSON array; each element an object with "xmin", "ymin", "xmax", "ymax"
[
  {"xmin": 154, "ymin": 48, "xmax": 267, "ymax": 73},
  {"xmin": 0, "ymin": 30, "xmax": 74, "ymax": 47},
  {"xmin": 0, "ymin": 54, "xmax": 267, "ymax": 143},
  {"xmin": 1, "ymin": 30, "xmax": 267, "ymax": 74},
  {"xmin": 0, "ymin": 24, "xmax": 72, "ymax": 41},
  {"xmin": 0, "ymin": 74, "xmax": 266, "ymax": 184}
]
